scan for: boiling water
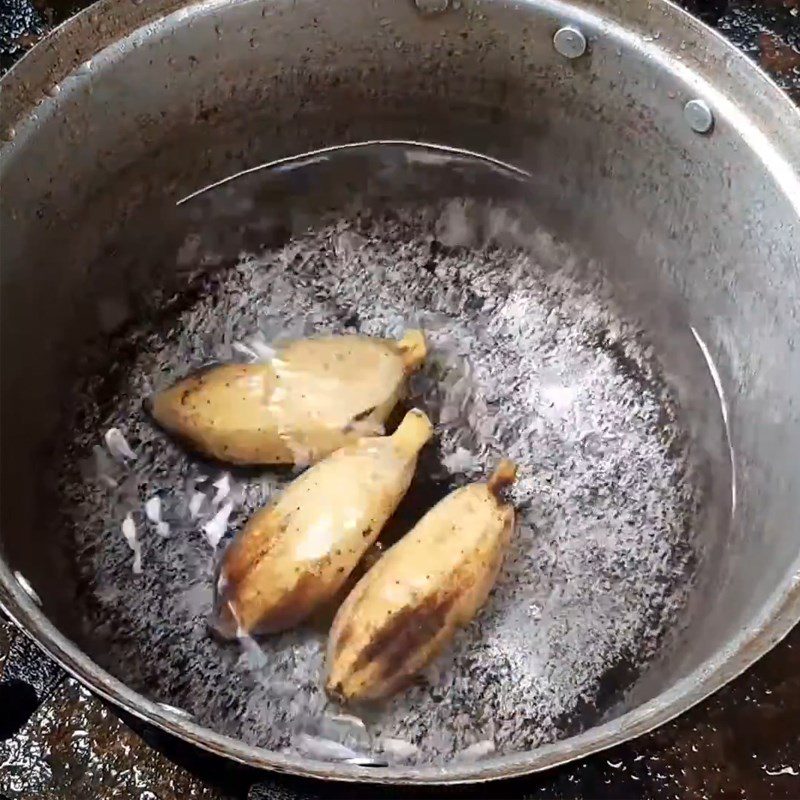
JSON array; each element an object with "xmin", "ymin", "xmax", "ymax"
[{"xmin": 53, "ymin": 143, "xmax": 731, "ymax": 765}]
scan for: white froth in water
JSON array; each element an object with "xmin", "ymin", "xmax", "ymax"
[
  {"xmin": 104, "ymin": 427, "xmax": 137, "ymax": 461},
  {"xmin": 202, "ymin": 502, "xmax": 234, "ymax": 549},
  {"xmin": 121, "ymin": 513, "xmax": 142, "ymax": 574},
  {"xmin": 56, "ymin": 202, "xmax": 700, "ymax": 764}
]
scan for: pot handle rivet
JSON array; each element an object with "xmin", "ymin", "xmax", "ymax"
[
  {"xmin": 684, "ymin": 99, "xmax": 714, "ymax": 134},
  {"xmin": 553, "ymin": 26, "xmax": 587, "ymax": 59}
]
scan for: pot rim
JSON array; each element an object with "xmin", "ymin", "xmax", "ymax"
[{"xmin": 1, "ymin": 0, "xmax": 799, "ymax": 784}]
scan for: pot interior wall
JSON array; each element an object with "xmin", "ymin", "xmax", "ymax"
[{"xmin": 1, "ymin": 0, "xmax": 799, "ymax": 769}]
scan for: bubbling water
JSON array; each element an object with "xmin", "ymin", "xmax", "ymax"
[{"xmin": 52, "ymin": 143, "xmax": 729, "ymax": 765}]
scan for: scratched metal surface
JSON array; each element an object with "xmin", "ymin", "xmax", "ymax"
[{"xmin": 1, "ymin": 0, "xmax": 799, "ymax": 798}]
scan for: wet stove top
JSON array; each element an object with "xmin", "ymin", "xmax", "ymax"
[{"xmin": 1, "ymin": 1, "xmax": 799, "ymax": 798}]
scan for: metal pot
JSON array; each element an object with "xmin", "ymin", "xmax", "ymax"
[{"xmin": 1, "ymin": 0, "xmax": 799, "ymax": 785}]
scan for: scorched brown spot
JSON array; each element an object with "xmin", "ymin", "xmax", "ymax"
[
  {"xmin": 249, "ymin": 572, "xmax": 320, "ymax": 634},
  {"xmin": 352, "ymin": 592, "xmax": 457, "ymax": 681},
  {"xmin": 221, "ymin": 508, "xmax": 286, "ymax": 585},
  {"xmin": 334, "ymin": 622, "xmax": 354, "ymax": 654},
  {"xmin": 759, "ymin": 32, "xmax": 800, "ymax": 75}
]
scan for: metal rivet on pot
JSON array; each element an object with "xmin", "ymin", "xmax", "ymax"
[
  {"xmin": 413, "ymin": 0, "xmax": 449, "ymax": 14},
  {"xmin": 684, "ymin": 99, "xmax": 714, "ymax": 134},
  {"xmin": 553, "ymin": 26, "xmax": 587, "ymax": 59},
  {"xmin": 13, "ymin": 571, "xmax": 42, "ymax": 606}
]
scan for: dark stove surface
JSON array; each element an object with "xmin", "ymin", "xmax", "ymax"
[{"xmin": 1, "ymin": 1, "xmax": 799, "ymax": 798}]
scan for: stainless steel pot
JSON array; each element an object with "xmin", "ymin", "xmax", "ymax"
[{"xmin": 1, "ymin": 0, "xmax": 799, "ymax": 785}]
